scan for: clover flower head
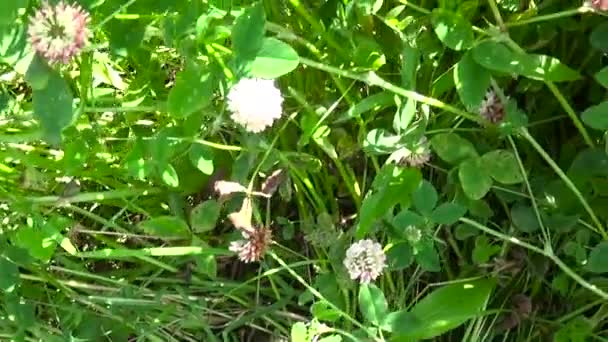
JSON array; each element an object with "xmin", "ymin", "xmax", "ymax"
[
  {"xmin": 401, "ymin": 137, "xmax": 431, "ymax": 168},
  {"xmin": 590, "ymin": 0, "xmax": 608, "ymax": 11},
  {"xmin": 343, "ymin": 239, "xmax": 387, "ymax": 284},
  {"xmin": 227, "ymin": 78, "xmax": 284, "ymax": 133},
  {"xmin": 479, "ymin": 89, "xmax": 506, "ymax": 124},
  {"xmin": 229, "ymin": 226, "xmax": 273, "ymax": 263},
  {"xmin": 28, "ymin": 1, "xmax": 90, "ymax": 64}
]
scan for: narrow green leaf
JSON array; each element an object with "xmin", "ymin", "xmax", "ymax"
[
  {"xmin": 396, "ymin": 278, "xmax": 495, "ymax": 339},
  {"xmin": 0, "ymin": 0, "xmax": 27, "ymax": 25}
]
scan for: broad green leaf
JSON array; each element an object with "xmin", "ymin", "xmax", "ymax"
[
  {"xmin": 455, "ymin": 51, "xmax": 491, "ymax": 110},
  {"xmin": 413, "ymin": 180, "xmax": 438, "ymax": 216},
  {"xmin": 190, "ymin": 200, "xmax": 220, "ymax": 233},
  {"xmin": 387, "ymin": 242, "xmax": 414, "ymax": 270},
  {"xmin": 472, "ymin": 41, "xmax": 581, "ymax": 82},
  {"xmin": 554, "ymin": 316, "xmax": 594, "ymax": 342},
  {"xmin": 392, "ymin": 210, "xmax": 425, "ymax": 232},
  {"xmin": 430, "ymin": 133, "xmax": 478, "ymax": 164},
  {"xmin": 317, "ymin": 336, "xmax": 342, "ymax": 342},
  {"xmin": 430, "ymin": 9, "xmax": 474, "ymax": 51},
  {"xmin": 139, "ymin": 216, "xmax": 190, "ymax": 238},
  {"xmin": 455, "ymin": 223, "xmax": 479, "ymax": 240},
  {"xmin": 32, "ymin": 69, "xmax": 74, "ymax": 144},
  {"xmin": 159, "ymin": 163, "xmax": 179, "ymax": 187},
  {"xmin": 472, "ymin": 235, "xmax": 501, "ymax": 264},
  {"xmin": 352, "ymin": 35, "xmax": 386, "ymax": 70},
  {"xmin": 363, "ymin": 128, "xmax": 402, "ymax": 155},
  {"xmin": 594, "ymin": 66, "xmax": 608, "ymax": 89},
  {"xmin": 358, "ymin": 284, "xmax": 388, "ymax": 325},
  {"xmin": 394, "ymin": 278, "xmax": 495, "ymax": 339},
  {"xmin": 0, "ymin": 257, "xmax": 19, "ymax": 292},
  {"xmin": 590, "ymin": 22, "xmax": 608, "ymax": 53},
  {"xmin": 587, "ymin": 241, "xmax": 608, "ymax": 273},
  {"xmin": 414, "ymin": 239, "xmax": 440, "ymax": 272},
  {"xmin": 250, "ymin": 37, "xmax": 299, "ymax": 78},
  {"xmin": 24, "ymin": 54, "xmax": 51, "ymax": 90},
  {"xmin": 231, "ymin": 2, "xmax": 265, "ymax": 62},
  {"xmin": 357, "ymin": 166, "xmax": 421, "ymax": 237},
  {"xmin": 510, "ymin": 204, "xmax": 540, "ymax": 233},
  {"xmin": 311, "ymin": 301, "xmax": 341, "ymax": 322},
  {"xmin": 5, "ymin": 294, "xmax": 35, "ymax": 330},
  {"xmin": 581, "ymin": 101, "xmax": 608, "ymax": 130},
  {"xmin": 167, "ymin": 61, "xmax": 215, "ymax": 118},
  {"xmin": 290, "ymin": 322, "xmax": 308, "ymax": 342},
  {"xmin": 0, "ymin": 0, "xmax": 27, "ymax": 25},
  {"xmin": 188, "ymin": 144, "xmax": 214, "ymax": 175},
  {"xmin": 481, "ymin": 150, "xmax": 523, "ymax": 184},
  {"xmin": 380, "ymin": 310, "xmax": 423, "ymax": 333},
  {"xmin": 12, "ymin": 226, "xmax": 58, "ymax": 262},
  {"xmin": 458, "ymin": 157, "xmax": 492, "ymax": 200},
  {"xmin": 431, "ymin": 203, "xmax": 467, "ymax": 225}
]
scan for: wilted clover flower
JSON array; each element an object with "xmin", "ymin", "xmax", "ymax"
[
  {"xmin": 28, "ymin": 1, "xmax": 90, "ymax": 64},
  {"xmin": 229, "ymin": 226, "xmax": 273, "ymax": 263},
  {"xmin": 343, "ymin": 239, "xmax": 387, "ymax": 284},
  {"xmin": 479, "ymin": 89, "xmax": 506, "ymax": 124},
  {"xmin": 400, "ymin": 137, "xmax": 431, "ymax": 168},
  {"xmin": 227, "ymin": 78, "xmax": 284, "ymax": 133}
]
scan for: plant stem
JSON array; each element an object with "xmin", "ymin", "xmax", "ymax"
[
  {"xmin": 545, "ymin": 81, "xmax": 594, "ymax": 147},
  {"xmin": 23, "ymin": 188, "xmax": 161, "ymax": 205},
  {"xmin": 299, "ymin": 58, "xmax": 482, "ymax": 123},
  {"xmin": 460, "ymin": 218, "xmax": 608, "ymax": 300},
  {"xmin": 518, "ymin": 128, "xmax": 607, "ymax": 239},
  {"xmin": 505, "ymin": 8, "xmax": 587, "ymax": 27}
]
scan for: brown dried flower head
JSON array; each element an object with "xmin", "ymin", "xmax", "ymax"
[
  {"xmin": 479, "ymin": 89, "xmax": 506, "ymax": 124},
  {"xmin": 400, "ymin": 137, "xmax": 431, "ymax": 168},
  {"xmin": 28, "ymin": 1, "xmax": 90, "ymax": 64},
  {"xmin": 229, "ymin": 226, "xmax": 273, "ymax": 263}
]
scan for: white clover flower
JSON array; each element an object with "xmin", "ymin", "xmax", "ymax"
[
  {"xmin": 226, "ymin": 78, "xmax": 284, "ymax": 133},
  {"xmin": 343, "ymin": 239, "xmax": 387, "ymax": 284}
]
